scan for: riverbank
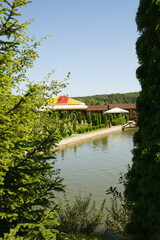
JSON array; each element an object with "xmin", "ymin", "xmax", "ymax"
[{"xmin": 54, "ymin": 125, "xmax": 122, "ymax": 150}]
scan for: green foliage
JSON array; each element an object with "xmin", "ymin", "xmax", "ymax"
[
  {"xmin": 102, "ymin": 114, "xmax": 108, "ymax": 127},
  {"xmin": 67, "ymin": 127, "xmax": 73, "ymax": 136},
  {"xmin": 73, "ymin": 118, "xmax": 77, "ymax": 132},
  {"xmin": 0, "ymin": 1, "xmax": 68, "ymax": 238},
  {"xmin": 74, "ymin": 92, "xmax": 139, "ymax": 105},
  {"xmin": 111, "ymin": 118, "xmax": 125, "ymax": 126},
  {"xmin": 87, "ymin": 113, "xmax": 92, "ymax": 125},
  {"xmin": 90, "ymin": 99, "xmax": 95, "ymax": 105},
  {"xmin": 82, "ymin": 116, "xmax": 86, "ymax": 124},
  {"xmin": 61, "ymin": 111, "xmax": 66, "ymax": 119},
  {"xmin": 70, "ymin": 113, "xmax": 74, "ymax": 123},
  {"xmin": 98, "ymin": 114, "xmax": 102, "ymax": 125},
  {"xmin": 105, "ymin": 188, "xmax": 131, "ymax": 238},
  {"xmin": 77, "ymin": 112, "xmax": 82, "ymax": 124},
  {"xmin": 124, "ymin": 114, "xmax": 129, "ymax": 123},
  {"xmin": 57, "ymin": 190, "xmax": 106, "ymax": 235},
  {"xmin": 2, "ymin": 211, "xmax": 59, "ymax": 240},
  {"xmin": 124, "ymin": 1, "xmax": 160, "ymax": 239},
  {"xmin": 77, "ymin": 127, "xmax": 86, "ymax": 134},
  {"xmin": 92, "ymin": 113, "xmax": 99, "ymax": 126}
]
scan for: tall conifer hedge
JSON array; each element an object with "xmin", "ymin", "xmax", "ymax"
[{"xmin": 124, "ymin": 1, "xmax": 160, "ymax": 239}]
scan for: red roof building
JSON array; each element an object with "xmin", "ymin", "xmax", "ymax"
[{"xmin": 87, "ymin": 104, "xmax": 137, "ymax": 120}]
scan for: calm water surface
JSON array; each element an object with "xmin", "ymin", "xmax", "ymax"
[{"xmin": 55, "ymin": 129, "xmax": 135, "ymax": 202}]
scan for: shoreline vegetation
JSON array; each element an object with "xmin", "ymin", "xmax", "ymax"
[{"xmin": 54, "ymin": 126, "xmax": 122, "ymax": 150}]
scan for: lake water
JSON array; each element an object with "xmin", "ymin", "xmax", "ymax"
[{"xmin": 54, "ymin": 129, "xmax": 135, "ymax": 203}]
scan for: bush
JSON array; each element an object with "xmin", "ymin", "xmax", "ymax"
[
  {"xmin": 112, "ymin": 118, "xmax": 125, "ymax": 126},
  {"xmin": 85, "ymin": 127, "xmax": 89, "ymax": 132},
  {"xmin": 62, "ymin": 130, "xmax": 67, "ymax": 138},
  {"xmin": 82, "ymin": 116, "xmax": 86, "ymax": 124},
  {"xmin": 67, "ymin": 128, "xmax": 73, "ymax": 136},
  {"xmin": 102, "ymin": 114, "xmax": 109, "ymax": 127},
  {"xmin": 57, "ymin": 190, "xmax": 106, "ymax": 234},
  {"xmin": 77, "ymin": 112, "xmax": 82, "ymax": 124},
  {"xmin": 73, "ymin": 118, "xmax": 77, "ymax": 132},
  {"xmin": 77, "ymin": 127, "xmax": 86, "ymax": 134},
  {"xmin": 124, "ymin": 114, "xmax": 129, "ymax": 123},
  {"xmin": 87, "ymin": 113, "xmax": 92, "ymax": 125},
  {"xmin": 88, "ymin": 126, "xmax": 92, "ymax": 131},
  {"xmin": 104, "ymin": 185, "xmax": 131, "ymax": 238}
]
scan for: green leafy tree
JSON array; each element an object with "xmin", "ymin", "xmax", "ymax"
[
  {"xmin": 0, "ymin": 1, "xmax": 69, "ymax": 238},
  {"xmin": 86, "ymin": 113, "xmax": 92, "ymax": 125},
  {"xmin": 77, "ymin": 112, "xmax": 82, "ymax": 124},
  {"xmin": 98, "ymin": 114, "xmax": 102, "ymax": 125},
  {"xmin": 102, "ymin": 113, "xmax": 108, "ymax": 127},
  {"xmin": 90, "ymin": 99, "xmax": 95, "ymax": 105},
  {"xmin": 82, "ymin": 116, "xmax": 85, "ymax": 124},
  {"xmin": 124, "ymin": 1, "xmax": 160, "ymax": 239},
  {"xmin": 73, "ymin": 118, "xmax": 77, "ymax": 132}
]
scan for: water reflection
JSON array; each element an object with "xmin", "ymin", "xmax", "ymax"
[
  {"xmin": 55, "ymin": 129, "xmax": 136, "ymax": 203},
  {"xmin": 73, "ymin": 145, "xmax": 77, "ymax": 154}
]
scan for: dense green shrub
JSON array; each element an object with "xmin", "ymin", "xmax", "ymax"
[
  {"xmin": 77, "ymin": 127, "xmax": 86, "ymax": 134},
  {"xmin": 124, "ymin": 114, "xmax": 129, "ymax": 123},
  {"xmin": 86, "ymin": 113, "xmax": 92, "ymax": 125},
  {"xmin": 73, "ymin": 118, "xmax": 77, "ymax": 132},
  {"xmin": 67, "ymin": 127, "xmax": 73, "ymax": 136},
  {"xmin": 57, "ymin": 191, "xmax": 105, "ymax": 234},
  {"xmin": 61, "ymin": 111, "xmax": 66, "ymax": 119},
  {"xmin": 98, "ymin": 114, "xmax": 102, "ymax": 125},
  {"xmin": 88, "ymin": 126, "xmax": 92, "ymax": 131},
  {"xmin": 105, "ymin": 186, "xmax": 131, "ymax": 238},
  {"xmin": 85, "ymin": 127, "xmax": 89, "ymax": 132},
  {"xmin": 82, "ymin": 116, "xmax": 86, "ymax": 124},
  {"xmin": 112, "ymin": 118, "xmax": 125, "ymax": 126},
  {"xmin": 70, "ymin": 113, "xmax": 75, "ymax": 123},
  {"xmin": 124, "ymin": 1, "xmax": 160, "ymax": 239},
  {"xmin": 102, "ymin": 114, "xmax": 108, "ymax": 127},
  {"xmin": 77, "ymin": 112, "xmax": 82, "ymax": 124}
]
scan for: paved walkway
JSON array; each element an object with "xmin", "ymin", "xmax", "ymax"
[{"xmin": 54, "ymin": 125, "xmax": 122, "ymax": 150}]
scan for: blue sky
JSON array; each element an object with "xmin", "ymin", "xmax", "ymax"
[{"xmin": 22, "ymin": 0, "xmax": 140, "ymax": 97}]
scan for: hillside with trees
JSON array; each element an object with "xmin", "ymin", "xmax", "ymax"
[{"xmin": 74, "ymin": 92, "xmax": 139, "ymax": 105}]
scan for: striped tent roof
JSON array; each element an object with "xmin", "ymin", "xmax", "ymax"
[
  {"xmin": 47, "ymin": 96, "xmax": 81, "ymax": 105},
  {"xmin": 38, "ymin": 96, "xmax": 88, "ymax": 111}
]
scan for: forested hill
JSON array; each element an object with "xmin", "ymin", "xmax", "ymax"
[{"xmin": 74, "ymin": 92, "xmax": 139, "ymax": 105}]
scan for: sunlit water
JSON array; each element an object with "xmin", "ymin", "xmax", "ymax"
[{"xmin": 54, "ymin": 129, "xmax": 135, "ymax": 203}]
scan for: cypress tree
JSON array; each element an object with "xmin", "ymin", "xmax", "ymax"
[
  {"xmin": 124, "ymin": 1, "xmax": 160, "ymax": 239},
  {"xmin": 87, "ymin": 113, "xmax": 92, "ymax": 125}
]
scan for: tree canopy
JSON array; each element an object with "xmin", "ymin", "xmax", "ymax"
[
  {"xmin": 0, "ymin": 0, "xmax": 69, "ymax": 238},
  {"xmin": 74, "ymin": 92, "xmax": 139, "ymax": 105}
]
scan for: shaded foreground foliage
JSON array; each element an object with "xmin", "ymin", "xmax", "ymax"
[
  {"xmin": 124, "ymin": 0, "xmax": 160, "ymax": 239},
  {"xmin": 56, "ymin": 189, "xmax": 130, "ymax": 239}
]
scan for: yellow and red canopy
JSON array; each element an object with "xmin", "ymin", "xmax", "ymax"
[
  {"xmin": 39, "ymin": 96, "xmax": 88, "ymax": 111},
  {"xmin": 47, "ymin": 96, "xmax": 81, "ymax": 105}
]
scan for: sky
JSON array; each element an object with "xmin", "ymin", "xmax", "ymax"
[{"xmin": 21, "ymin": 0, "xmax": 140, "ymax": 97}]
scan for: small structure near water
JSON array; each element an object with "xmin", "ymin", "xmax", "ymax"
[{"xmin": 122, "ymin": 120, "xmax": 137, "ymax": 131}]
